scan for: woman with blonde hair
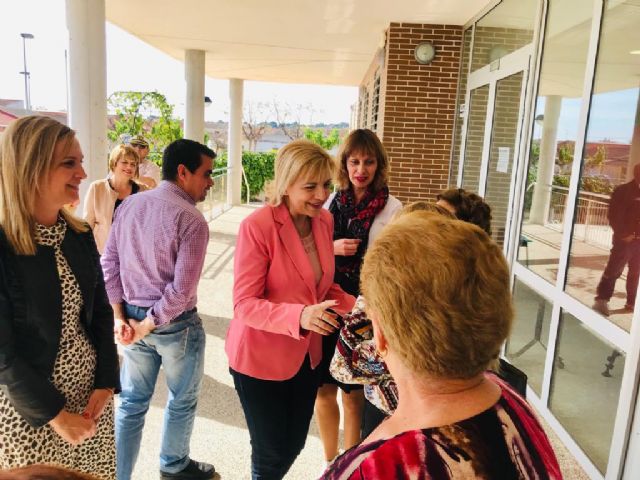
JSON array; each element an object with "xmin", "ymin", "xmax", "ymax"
[
  {"xmin": 226, "ymin": 139, "xmax": 355, "ymax": 479},
  {"xmin": 323, "ymin": 212, "xmax": 561, "ymax": 479},
  {"xmin": 83, "ymin": 144, "xmax": 147, "ymax": 254},
  {"xmin": 0, "ymin": 116, "xmax": 119, "ymax": 478}
]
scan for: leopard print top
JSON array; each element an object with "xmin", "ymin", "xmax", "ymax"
[{"xmin": 0, "ymin": 218, "xmax": 116, "ymax": 479}]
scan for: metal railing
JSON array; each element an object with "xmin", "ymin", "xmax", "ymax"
[
  {"xmin": 198, "ymin": 167, "xmax": 230, "ymax": 221},
  {"xmin": 197, "ymin": 166, "xmax": 254, "ymax": 221},
  {"xmin": 547, "ymin": 185, "xmax": 612, "ymax": 249},
  {"xmin": 241, "ymin": 165, "xmax": 250, "ymax": 204}
]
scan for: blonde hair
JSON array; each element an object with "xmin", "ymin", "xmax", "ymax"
[
  {"xmin": 361, "ymin": 211, "xmax": 513, "ymax": 379},
  {"xmin": 335, "ymin": 129, "xmax": 389, "ymax": 192},
  {"xmin": 270, "ymin": 139, "xmax": 334, "ymax": 206},
  {"xmin": 395, "ymin": 201, "xmax": 455, "ymax": 220},
  {"xmin": 108, "ymin": 144, "xmax": 140, "ymax": 177},
  {"xmin": 0, "ymin": 115, "xmax": 88, "ymax": 255}
]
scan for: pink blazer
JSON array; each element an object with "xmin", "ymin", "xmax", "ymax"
[{"xmin": 225, "ymin": 203, "xmax": 355, "ymax": 381}]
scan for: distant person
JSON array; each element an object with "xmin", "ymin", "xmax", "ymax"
[
  {"xmin": 102, "ymin": 139, "xmax": 216, "ymax": 480},
  {"xmin": 593, "ymin": 163, "xmax": 640, "ymax": 316},
  {"xmin": 436, "ymin": 187, "xmax": 493, "ymax": 235},
  {"xmin": 129, "ymin": 135, "xmax": 160, "ymax": 188},
  {"xmin": 322, "ymin": 212, "xmax": 562, "ymax": 479},
  {"xmin": 226, "ymin": 139, "xmax": 355, "ymax": 480},
  {"xmin": 83, "ymin": 144, "xmax": 147, "ymax": 254},
  {"xmin": 317, "ymin": 129, "xmax": 401, "ymax": 466},
  {"xmin": 0, "ymin": 115, "xmax": 119, "ymax": 478}
]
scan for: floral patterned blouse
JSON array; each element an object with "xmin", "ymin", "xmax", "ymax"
[{"xmin": 320, "ymin": 376, "xmax": 562, "ymax": 480}]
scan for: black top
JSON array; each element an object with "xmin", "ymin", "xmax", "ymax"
[
  {"xmin": 113, "ymin": 181, "xmax": 140, "ymax": 217},
  {"xmin": 0, "ymin": 224, "xmax": 120, "ymax": 427}
]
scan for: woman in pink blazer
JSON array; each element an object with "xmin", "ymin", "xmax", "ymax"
[{"xmin": 226, "ymin": 139, "xmax": 355, "ymax": 480}]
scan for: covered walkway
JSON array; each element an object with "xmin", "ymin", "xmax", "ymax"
[{"xmin": 125, "ymin": 205, "xmax": 588, "ymax": 479}]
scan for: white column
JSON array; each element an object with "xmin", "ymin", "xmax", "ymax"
[
  {"xmin": 529, "ymin": 95, "xmax": 562, "ymax": 224},
  {"xmin": 66, "ymin": 0, "xmax": 107, "ymax": 211},
  {"xmin": 227, "ymin": 78, "xmax": 244, "ymax": 205},
  {"xmin": 184, "ymin": 49, "xmax": 205, "ymax": 142}
]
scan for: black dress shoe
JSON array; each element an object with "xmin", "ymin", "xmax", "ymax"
[{"xmin": 160, "ymin": 459, "xmax": 216, "ymax": 480}]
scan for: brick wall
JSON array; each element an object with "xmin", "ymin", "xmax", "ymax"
[{"xmin": 380, "ymin": 23, "xmax": 463, "ymax": 203}]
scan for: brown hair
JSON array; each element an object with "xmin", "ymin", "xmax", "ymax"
[
  {"xmin": 361, "ymin": 211, "xmax": 513, "ymax": 379},
  {"xmin": 0, "ymin": 115, "xmax": 88, "ymax": 255},
  {"xmin": 437, "ymin": 188, "xmax": 492, "ymax": 235},
  {"xmin": 335, "ymin": 129, "xmax": 389, "ymax": 192}
]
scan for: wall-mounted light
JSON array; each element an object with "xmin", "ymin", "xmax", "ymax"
[
  {"xmin": 630, "ymin": 50, "xmax": 640, "ymax": 55},
  {"xmin": 414, "ymin": 42, "xmax": 436, "ymax": 65}
]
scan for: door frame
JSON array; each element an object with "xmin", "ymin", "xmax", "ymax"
[{"xmin": 456, "ymin": 43, "xmax": 532, "ymax": 257}]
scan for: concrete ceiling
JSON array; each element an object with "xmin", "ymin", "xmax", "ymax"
[{"xmin": 106, "ymin": 0, "xmax": 492, "ymax": 86}]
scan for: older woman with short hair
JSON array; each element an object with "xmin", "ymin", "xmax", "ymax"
[
  {"xmin": 226, "ymin": 139, "xmax": 355, "ymax": 479},
  {"xmin": 323, "ymin": 212, "xmax": 561, "ymax": 479},
  {"xmin": 83, "ymin": 144, "xmax": 147, "ymax": 254}
]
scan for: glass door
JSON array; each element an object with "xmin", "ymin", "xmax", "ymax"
[{"xmin": 458, "ymin": 45, "xmax": 531, "ymax": 250}]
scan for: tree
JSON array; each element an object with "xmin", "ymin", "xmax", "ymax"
[
  {"xmin": 272, "ymin": 101, "xmax": 315, "ymax": 140},
  {"xmin": 303, "ymin": 127, "xmax": 341, "ymax": 150},
  {"xmin": 208, "ymin": 129, "xmax": 227, "ymax": 154},
  {"xmin": 242, "ymin": 101, "xmax": 269, "ymax": 151},
  {"xmin": 107, "ymin": 91, "xmax": 183, "ymax": 164},
  {"xmin": 586, "ymin": 145, "xmax": 607, "ymax": 174}
]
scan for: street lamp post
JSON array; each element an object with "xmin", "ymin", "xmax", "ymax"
[{"xmin": 19, "ymin": 33, "xmax": 35, "ymax": 111}]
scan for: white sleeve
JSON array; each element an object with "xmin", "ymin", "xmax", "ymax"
[
  {"xmin": 368, "ymin": 195, "xmax": 403, "ymax": 245},
  {"xmin": 323, "ymin": 192, "xmax": 336, "ymax": 210}
]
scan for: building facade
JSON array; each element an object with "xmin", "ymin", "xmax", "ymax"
[{"xmin": 356, "ymin": 1, "xmax": 640, "ymax": 478}]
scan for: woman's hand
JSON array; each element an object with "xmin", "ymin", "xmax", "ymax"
[
  {"xmin": 334, "ymin": 238, "xmax": 362, "ymax": 256},
  {"xmin": 300, "ymin": 300, "xmax": 340, "ymax": 335},
  {"xmin": 83, "ymin": 388, "xmax": 113, "ymax": 421},
  {"xmin": 48, "ymin": 409, "xmax": 96, "ymax": 445}
]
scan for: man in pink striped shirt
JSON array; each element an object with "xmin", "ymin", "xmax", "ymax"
[{"xmin": 101, "ymin": 139, "xmax": 215, "ymax": 480}]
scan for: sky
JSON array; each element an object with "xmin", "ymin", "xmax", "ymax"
[{"xmin": 0, "ymin": 0, "xmax": 357, "ymax": 124}]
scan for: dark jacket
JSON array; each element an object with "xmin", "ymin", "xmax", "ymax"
[
  {"xmin": 0, "ymin": 224, "xmax": 120, "ymax": 428},
  {"xmin": 608, "ymin": 180, "xmax": 640, "ymax": 240}
]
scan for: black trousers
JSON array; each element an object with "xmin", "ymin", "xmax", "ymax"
[
  {"xmin": 361, "ymin": 398, "xmax": 388, "ymax": 438},
  {"xmin": 230, "ymin": 356, "xmax": 320, "ymax": 480},
  {"xmin": 596, "ymin": 238, "xmax": 640, "ymax": 305}
]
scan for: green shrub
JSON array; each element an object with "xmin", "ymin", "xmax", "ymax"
[{"xmin": 216, "ymin": 150, "xmax": 276, "ymax": 201}]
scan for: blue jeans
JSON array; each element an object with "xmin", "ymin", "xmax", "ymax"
[{"xmin": 115, "ymin": 305, "xmax": 205, "ymax": 480}]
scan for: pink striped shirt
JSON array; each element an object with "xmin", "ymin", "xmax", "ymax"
[{"xmin": 101, "ymin": 181, "xmax": 209, "ymax": 326}]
